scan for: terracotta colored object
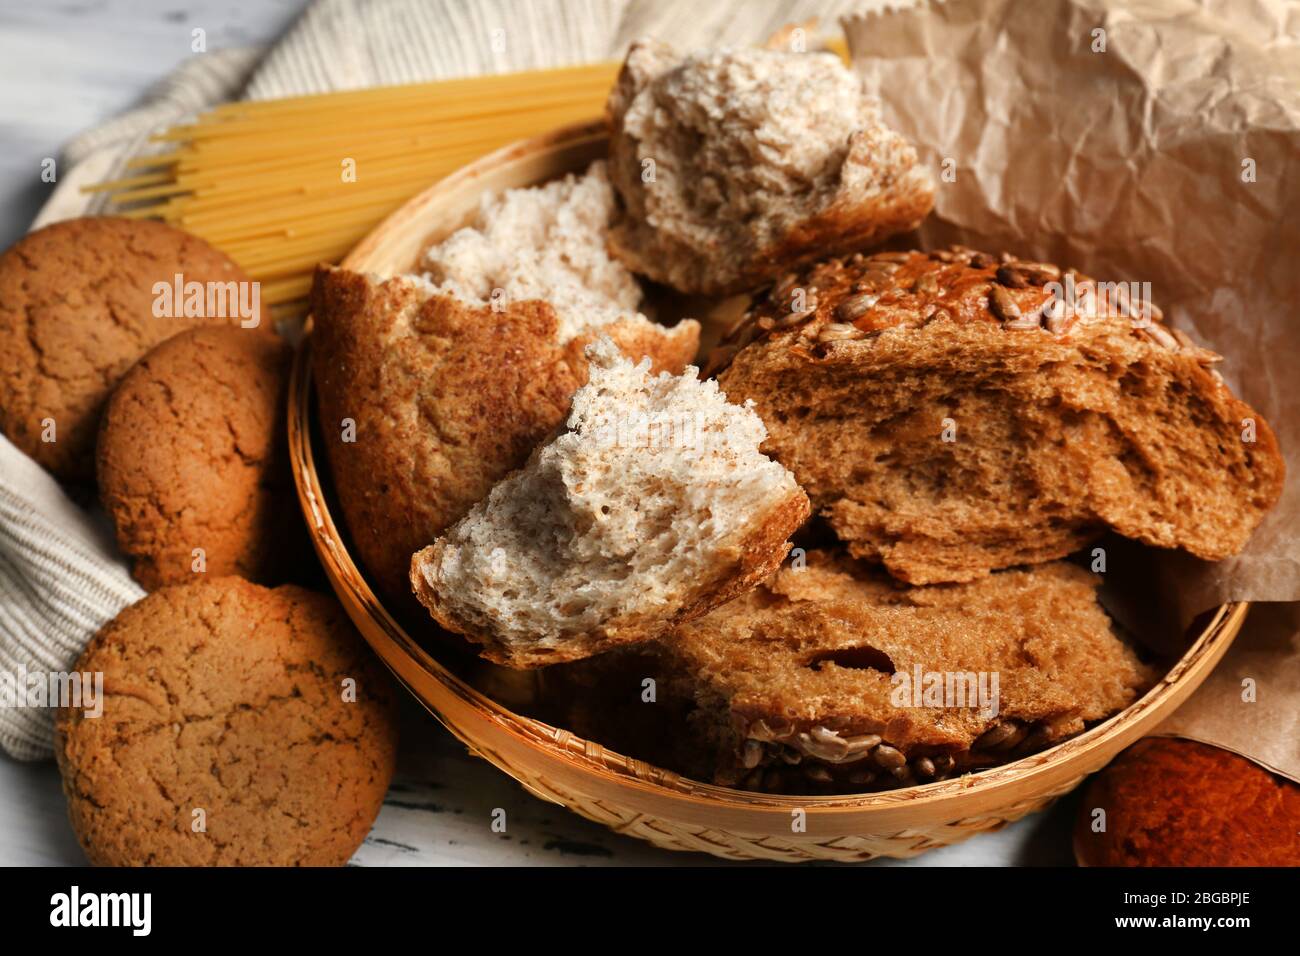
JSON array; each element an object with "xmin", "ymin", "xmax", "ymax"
[{"xmin": 1075, "ymin": 738, "xmax": 1300, "ymax": 867}]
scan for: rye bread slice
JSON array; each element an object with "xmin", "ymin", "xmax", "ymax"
[
  {"xmin": 605, "ymin": 40, "xmax": 934, "ymax": 296},
  {"xmin": 310, "ymin": 267, "xmax": 698, "ymax": 602}
]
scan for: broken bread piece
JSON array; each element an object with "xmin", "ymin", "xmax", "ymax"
[
  {"xmin": 713, "ymin": 246, "xmax": 1285, "ymax": 584},
  {"xmin": 418, "ymin": 160, "xmax": 650, "ymax": 343},
  {"xmin": 410, "ymin": 338, "xmax": 810, "ymax": 668},
  {"xmin": 605, "ymin": 39, "xmax": 934, "ymax": 295},
  {"xmin": 313, "ymin": 161, "xmax": 700, "ymax": 602},
  {"xmin": 311, "ymin": 267, "xmax": 697, "ymax": 602},
  {"xmin": 661, "ymin": 551, "xmax": 1156, "ymax": 793}
]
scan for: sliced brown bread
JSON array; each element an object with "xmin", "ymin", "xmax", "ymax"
[
  {"xmin": 661, "ymin": 550, "xmax": 1156, "ymax": 793},
  {"xmin": 605, "ymin": 40, "xmax": 934, "ymax": 296},
  {"xmin": 311, "ymin": 267, "xmax": 698, "ymax": 602},
  {"xmin": 713, "ymin": 247, "xmax": 1285, "ymax": 584},
  {"xmin": 410, "ymin": 339, "xmax": 810, "ymax": 668}
]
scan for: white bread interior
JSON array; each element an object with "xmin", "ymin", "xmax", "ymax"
[{"xmin": 410, "ymin": 338, "xmax": 810, "ymax": 667}]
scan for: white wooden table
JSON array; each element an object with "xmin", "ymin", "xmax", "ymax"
[{"xmin": 0, "ymin": 0, "xmax": 1075, "ymax": 866}]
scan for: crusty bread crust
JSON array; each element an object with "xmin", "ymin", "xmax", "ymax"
[
  {"xmin": 411, "ymin": 487, "xmax": 809, "ymax": 668},
  {"xmin": 663, "ymin": 552, "xmax": 1156, "ymax": 792},
  {"xmin": 310, "ymin": 266, "xmax": 698, "ymax": 602},
  {"xmin": 715, "ymin": 247, "xmax": 1285, "ymax": 583},
  {"xmin": 605, "ymin": 41, "xmax": 934, "ymax": 296},
  {"xmin": 407, "ymin": 338, "xmax": 810, "ymax": 668}
]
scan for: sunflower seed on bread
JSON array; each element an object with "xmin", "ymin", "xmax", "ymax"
[{"xmin": 711, "ymin": 247, "xmax": 1285, "ymax": 584}]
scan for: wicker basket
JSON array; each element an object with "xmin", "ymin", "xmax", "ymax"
[{"xmin": 288, "ymin": 121, "xmax": 1247, "ymax": 863}]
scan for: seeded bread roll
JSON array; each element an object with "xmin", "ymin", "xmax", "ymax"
[
  {"xmin": 410, "ymin": 338, "xmax": 810, "ymax": 668},
  {"xmin": 604, "ymin": 39, "xmax": 934, "ymax": 296},
  {"xmin": 1075, "ymin": 738, "xmax": 1300, "ymax": 866},
  {"xmin": 311, "ymin": 267, "xmax": 697, "ymax": 603},
  {"xmin": 712, "ymin": 247, "xmax": 1285, "ymax": 584},
  {"xmin": 662, "ymin": 551, "xmax": 1154, "ymax": 793}
]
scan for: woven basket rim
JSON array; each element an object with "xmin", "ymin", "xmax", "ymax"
[{"xmin": 288, "ymin": 120, "xmax": 1247, "ymax": 821}]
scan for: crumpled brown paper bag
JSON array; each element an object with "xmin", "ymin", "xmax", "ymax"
[{"xmin": 844, "ymin": 0, "xmax": 1300, "ymax": 780}]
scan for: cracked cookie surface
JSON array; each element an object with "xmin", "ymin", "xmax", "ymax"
[
  {"xmin": 97, "ymin": 325, "xmax": 305, "ymax": 589},
  {"xmin": 55, "ymin": 577, "xmax": 399, "ymax": 866},
  {"xmin": 0, "ymin": 217, "xmax": 268, "ymax": 481}
]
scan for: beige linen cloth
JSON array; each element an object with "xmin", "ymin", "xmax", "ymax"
[{"xmin": 0, "ymin": 0, "xmax": 869, "ymax": 759}]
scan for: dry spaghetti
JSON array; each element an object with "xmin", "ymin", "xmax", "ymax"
[
  {"xmin": 91, "ymin": 36, "xmax": 849, "ymax": 323},
  {"xmin": 91, "ymin": 61, "xmax": 622, "ymax": 320}
]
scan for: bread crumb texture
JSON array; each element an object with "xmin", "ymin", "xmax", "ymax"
[
  {"xmin": 0, "ymin": 217, "xmax": 267, "ymax": 481},
  {"xmin": 1075, "ymin": 738, "xmax": 1300, "ymax": 866},
  {"xmin": 664, "ymin": 552, "xmax": 1155, "ymax": 790},
  {"xmin": 97, "ymin": 326, "xmax": 304, "ymax": 589},
  {"xmin": 411, "ymin": 338, "xmax": 809, "ymax": 667},
  {"xmin": 310, "ymin": 266, "xmax": 697, "ymax": 602},
  {"xmin": 419, "ymin": 160, "xmax": 655, "ymax": 344},
  {"xmin": 55, "ymin": 577, "xmax": 398, "ymax": 866},
  {"xmin": 606, "ymin": 40, "xmax": 934, "ymax": 294},
  {"xmin": 719, "ymin": 248, "xmax": 1285, "ymax": 583}
]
